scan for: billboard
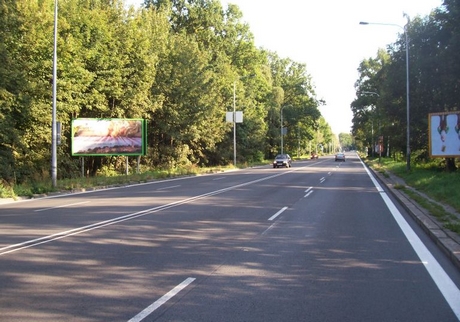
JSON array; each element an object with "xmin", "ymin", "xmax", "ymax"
[
  {"xmin": 71, "ymin": 118, "xmax": 147, "ymax": 156},
  {"xmin": 429, "ymin": 112, "xmax": 460, "ymax": 158}
]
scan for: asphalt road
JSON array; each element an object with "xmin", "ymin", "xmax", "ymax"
[{"xmin": 0, "ymin": 153, "xmax": 459, "ymax": 321}]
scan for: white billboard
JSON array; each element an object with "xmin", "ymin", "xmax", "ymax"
[{"xmin": 429, "ymin": 112, "xmax": 460, "ymax": 157}]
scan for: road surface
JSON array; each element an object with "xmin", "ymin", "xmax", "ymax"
[{"xmin": 0, "ymin": 153, "xmax": 459, "ymax": 321}]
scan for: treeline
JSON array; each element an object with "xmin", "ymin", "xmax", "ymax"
[
  {"xmin": 352, "ymin": 0, "xmax": 459, "ymax": 168},
  {"xmin": 0, "ymin": 0, "xmax": 335, "ymax": 184}
]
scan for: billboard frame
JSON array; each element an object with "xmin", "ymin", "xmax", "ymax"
[
  {"xmin": 71, "ymin": 118, "xmax": 147, "ymax": 157},
  {"xmin": 428, "ymin": 112, "xmax": 460, "ymax": 158}
]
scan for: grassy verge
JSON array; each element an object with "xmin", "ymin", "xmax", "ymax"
[
  {"xmin": 0, "ymin": 164, "xmax": 240, "ymax": 200},
  {"xmin": 1, "ymin": 156, "xmax": 319, "ymax": 200},
  {"xmin": 0, "ymin": 155, "xmax": 357, "ymax": 199},
  {"xmin": 402, "ymin": 187, "xmax": 460, "ymax": 234},
  {"xmin": 366, "ymin": 157, "xmax": 460, "ymax": 235}
]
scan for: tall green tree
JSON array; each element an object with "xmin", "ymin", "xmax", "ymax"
[
  {"xmin": 57, "ymin": 0, "xmax": 169, "ymax": 175},
  {"xmin": 149, "ymin": 32, "xmax": 228, "ymax": 167},
  {"xmin": 0, "ymin": 0, "xmax": 58, "ymax": 183},
  {"xmin": 0, "ymin": 0, "xmax": 26, "ymax": 182},
  {"xmin": 339, "ymin": 133, "xmax": 353, "ymax": 151},
  {"xmin": 0, "ymin": 0, "xmax": 330, "ymax": 185},
  {"xmin": 267, "ymin": 52, "xmax": 321, "ymax": 157}
]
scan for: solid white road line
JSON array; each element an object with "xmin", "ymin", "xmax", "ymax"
[
  {"xmin": 381, "ymin": 192, "xmax": 460, "ymax": 319},
  {"xmin": 362, "ymin": 160, "xmax": 460, "ymax": 320},
  {"xmin": 128, "ymin": 277, "xmax": 196, "ymax": 322}
]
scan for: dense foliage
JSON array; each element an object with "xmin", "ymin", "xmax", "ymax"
[
  {"xmin": 0, "ymin": 0, "xmax": 337, "ymax": 185},
  {"xmin": 351, "ymin": 0, "xmax": 460, "ymax": 170}
]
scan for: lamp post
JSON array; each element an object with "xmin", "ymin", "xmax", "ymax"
[
  {"xmin": 51, "ymin": 0, "xmax": 58, "ymax": 187},
  {"xmin": 280, "ymin": 105, "xmax": 285, "ymax": 154},
  {"xmin": 232, "ymin": 80, "xmax": 237, "ymax": 166},
  {"xmin": 360, "ymin": 14, "xmax": 411, "ymax": 171}
]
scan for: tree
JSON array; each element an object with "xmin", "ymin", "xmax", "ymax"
[
  {"xmin": 149, "ymin": 32, "xmax": 228, "ymax": 167},
  {"xmin": 57, "ymin": 0, "xmax": 169, "ymax": 175},
  {"xmin": 266, "ymin": 52, "xmax": 321, "ymax": 158},
  {"xmin": 0, "ymin": 0, "xmax": 330, "ymax": 185},
  {"xmin": 0, "ymin": 0, "xmax": 59, "ymax": 183},
  {"xmin": 339, "ymin": 133, "xmax": 353, "ymax": 151}
]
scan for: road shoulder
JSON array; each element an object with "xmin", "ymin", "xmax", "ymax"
[{"xmin": 370, "ymin": 167, "xmax": 460, "ymax": 270}]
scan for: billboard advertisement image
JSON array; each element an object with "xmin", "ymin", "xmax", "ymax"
[
  {"xmin": 71, "ymin": 119, "xmax": 147, "ymax": 156},
  {"xmin": 429, "ymin": 112, "xmax": 460, "ymax": 158}
]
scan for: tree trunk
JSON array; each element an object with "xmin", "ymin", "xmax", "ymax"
[{"xmin": 445, "ymin": 158, "xmax": 457, "ymax": 172}]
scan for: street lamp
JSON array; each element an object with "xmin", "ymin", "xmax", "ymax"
[
  {"xmin": 232, "ymin": 80, "xmax": 237, "ymax": 166},
  {"xmin": 51, "ymin": 0, "xmax": 58, "ymax": 187},
  {"xmin": 280, "ymin": 105, "xmax": 285, "ymax": 154},
  {"xmin": 360, "ymin": 14, "xmax": 411, "ymax": 171}
]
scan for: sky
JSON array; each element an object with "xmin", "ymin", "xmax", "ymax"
[{"xmin": 126, "ymin": 0, "xmax": 444, "ymax": 135}]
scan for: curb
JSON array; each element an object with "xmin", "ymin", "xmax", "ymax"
[
  {"xmin": 371, "ymin": 168, "xmax": 460, "ymax": 270},
  {"xmin": 0, "ymin": 196, "xmax": 30, "ymax": 204}
]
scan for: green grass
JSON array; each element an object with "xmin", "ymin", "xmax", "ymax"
[
  {"xmin": 0, "ymin": 164, "xmax": 237, "ymax": 200},
  {"xmin": 402, "ymin": 188, "xmax": 460, "ymax": 234},
  {"xmin": 367, "ymin": 157, "xmax": 460, "ymax": 235},
  {"xmin": 368, "ymin": 158, "xmax": 460, "ymax": 213}
]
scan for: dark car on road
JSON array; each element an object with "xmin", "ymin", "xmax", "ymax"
[{"xmin": 273, "ymin": 154, "xmax": 292, "ymax": 168}]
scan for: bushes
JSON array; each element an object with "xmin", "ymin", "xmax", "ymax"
[{"xmin": 0, "ymin": 182, "xmax": 15, "ymax": 199}]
